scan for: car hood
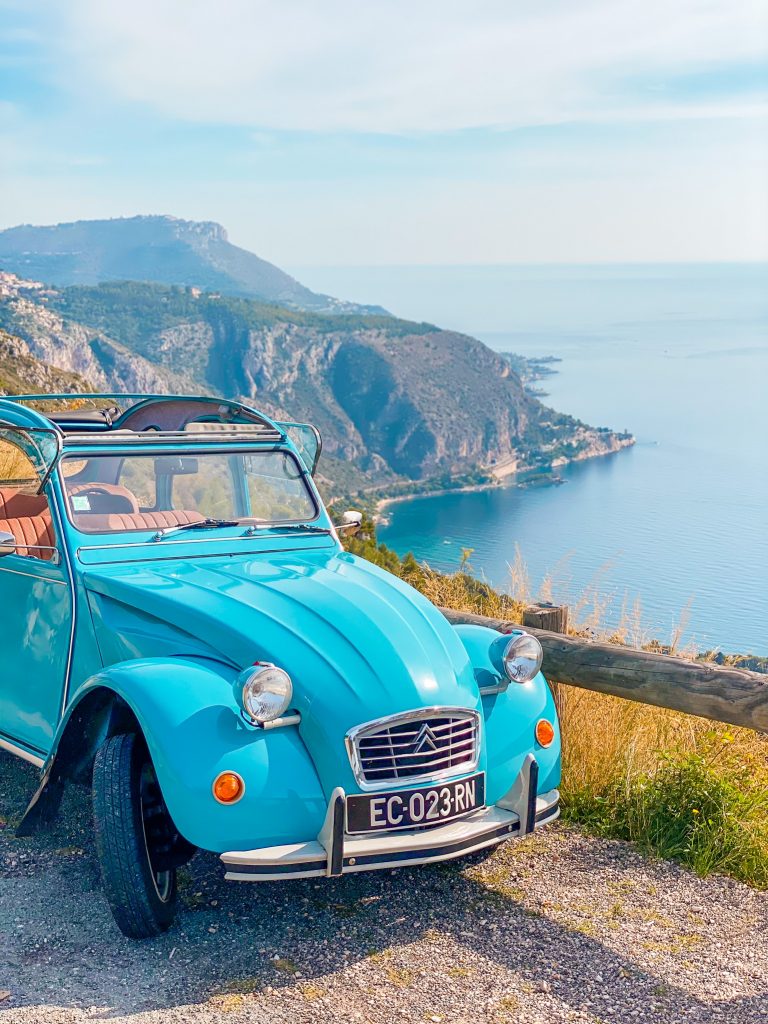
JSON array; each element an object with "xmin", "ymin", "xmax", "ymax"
[{"xmin": 83, "ymin": 549, "xmax": 480, "ymax": 795}]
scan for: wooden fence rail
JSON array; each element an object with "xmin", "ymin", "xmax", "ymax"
[{"xmin": 440, "ymin": 607, "xmax": 768, "ymax": 734}]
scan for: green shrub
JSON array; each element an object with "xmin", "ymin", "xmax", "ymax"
[{"xmin": 564, "ymin": 742, "xmax": 768, "ymax": 889}]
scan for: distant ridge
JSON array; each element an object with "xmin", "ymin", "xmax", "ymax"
[{"xmin": 0, "ymin": 215, "xmax": 387, "ymax": 315}]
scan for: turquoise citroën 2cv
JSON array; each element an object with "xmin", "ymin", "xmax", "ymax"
[{"xmin": 0, "ymin": 393, "xmax": 560, "ymax": 938}]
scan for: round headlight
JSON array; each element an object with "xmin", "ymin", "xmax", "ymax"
[
  {"xmin": 502, "ymin": 631, "xmax": 543, "ymax": 683},
  {"xmin": 237, "ymin": 663, "xmax": 293, "ymax": 723}
]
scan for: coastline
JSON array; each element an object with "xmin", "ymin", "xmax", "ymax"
[
  {"xmin": 373, "ymin": 434, "xmax": 635, "ymax": 524},
  {"xmin": 375, "ymin": 480, "xmax": 496, "ymax": 520}
]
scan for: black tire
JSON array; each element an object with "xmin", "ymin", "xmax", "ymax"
[{"xmin": 92, "ymin": 732, "xmax": 179, "ymax": 939}]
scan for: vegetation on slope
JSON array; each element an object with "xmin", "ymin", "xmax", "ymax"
[{"xmin": 50, "ymin": 280, "xmax": 432, "ymax": 351}]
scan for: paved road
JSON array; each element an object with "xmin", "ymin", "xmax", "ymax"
[{"xmin": 1, "ymin": 751, "xmax": 766, "ymax": 1023}]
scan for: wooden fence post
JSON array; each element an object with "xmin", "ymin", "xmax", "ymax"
[{"xmin": 522, "ymin": 603, "xmax": 569, "ymax": 634}]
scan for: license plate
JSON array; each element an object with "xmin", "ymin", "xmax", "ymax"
[{"xmin": 346, "ymin": 773, "xmax": 485, "ymax": 835}]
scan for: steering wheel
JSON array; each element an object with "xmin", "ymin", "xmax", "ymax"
[{"xmin": 68, "ymin": 483, "xmax": 139, "ymax": 514}]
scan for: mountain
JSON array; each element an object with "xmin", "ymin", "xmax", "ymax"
[
  {"xmin": 0, "ymin": 216, "xmax": 386, "ymax": 315},
  {"xmin": 0, "ymin": 271, "xmax": 631, "ymax": 494}
]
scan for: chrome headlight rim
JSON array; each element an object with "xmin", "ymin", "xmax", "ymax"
[
  {"xmin": 502, "ymin": 630, "xmax": 543, "ymax": 684},
  {"xmin": 237, "ymin": 662, "xmax": 293, "ymax": 724}
]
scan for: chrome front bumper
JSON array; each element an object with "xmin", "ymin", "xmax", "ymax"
[{"xmin": 221, "ymin": 754, "xmax": 559, "ymax": 882}]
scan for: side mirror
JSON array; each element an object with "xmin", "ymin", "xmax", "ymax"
[
  {"xmin": 336, "ymin": 510, "xmax": 363, "ymax": 535},
  {"xmin": 0, "ymin": 530, "xmax": 17, "ymax": 557}
]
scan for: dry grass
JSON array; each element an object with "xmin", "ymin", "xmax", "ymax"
[
  {"xmin": 555, "ymin": 684, "xmax": 768, "ymax": 798},
  {"xmin": 402, "ymin": 561, "xmax": 526, "ymax": 622},
  {"xmin": 556, "ymin": 686, "xmax": 768, "ymax": 887},
  {"xmin": 0, "ymin": 439, "xmax": 39, "ymax": 487}
]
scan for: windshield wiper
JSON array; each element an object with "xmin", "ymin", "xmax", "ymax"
[
  {"xmin": 152, "ymin": 518, "xmax": 241, "ymax": 541},
  {"xmin": 152, "ymin": 519, "xmax": 331, "ymax": 542},
  {"xmin": 243, "ymin": 523, "xmax": 331, "ymax": 537}
]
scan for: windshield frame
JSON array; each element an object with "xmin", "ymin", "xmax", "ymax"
[{"xmin": 57, "ymin": 442, "xmax": 323, "ymax": 538}]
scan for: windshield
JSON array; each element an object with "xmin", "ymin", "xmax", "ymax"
[{"xmin": 61, "ymin": 449, "xmax": 318, "ymax": 534}]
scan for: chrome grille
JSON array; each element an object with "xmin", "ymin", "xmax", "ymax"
[{"xmin": 347, "ymin": 708, "xmax": 480, "ymax": 789}]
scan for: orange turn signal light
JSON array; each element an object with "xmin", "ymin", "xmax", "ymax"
[
  {"xmin": 535, "ymin": 719, "xmax": 555, "ymax": 748},
  {"xmin": 212, "ymin": 771, "xmax": 245, "ymax": 804}
]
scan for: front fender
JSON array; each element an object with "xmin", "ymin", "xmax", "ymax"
[
  {"xmin": 453, "ymin": 624, "xmax": 561, "ymax": 801},
  {"xmin": 60, "ymin": 657, "xmax": 327, "ymax": 853}
]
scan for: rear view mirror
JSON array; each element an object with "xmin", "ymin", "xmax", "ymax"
[{"xmin": 154, "ymin": 456, "xmax": 199, "ymax": 476}]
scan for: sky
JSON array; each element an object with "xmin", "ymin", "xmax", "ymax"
[{"xmin": 1, "ymin": 0, "xmax": 767, "ymax": 266}]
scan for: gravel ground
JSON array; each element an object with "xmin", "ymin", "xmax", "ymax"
[{"xmin": 1, "ymin": 750, "xmax": 766, "ymax": 1024}]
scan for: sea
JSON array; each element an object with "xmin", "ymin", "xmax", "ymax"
[{"xmin": 292, "ymin": 263, "xmax": 768, "ymax": 655}]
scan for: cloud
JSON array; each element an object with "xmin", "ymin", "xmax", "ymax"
[
  {"xmin": 2, "ymin": 1, "xmax": 765, "ymax": 263},
  {"xmin": 59, "ymin": 0, "xmax": 768, "ymax": 133}
]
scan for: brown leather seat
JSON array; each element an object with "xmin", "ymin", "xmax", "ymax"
[
  {"xmin": 0, "ymin": 487, "xmax": 56, "ymax": 560},
  {"xmin": 0, "ymin": 488, "xmax": 48, "ymax": 518},
  {"xmin": 0, "ymin": 512, "xmax": 56, "ymax": 560},
  {"xmin": 73, "ymin": 510, "xmax": 205, "ymax": 533}
]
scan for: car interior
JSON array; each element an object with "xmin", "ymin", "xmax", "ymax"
[
  {"xmin": 65, "ymin": 480, "xmax": 205, "ymax": 533},
  {"xmin": 0, "ymin": 487, "xmax": 56, "ymax": 561}
]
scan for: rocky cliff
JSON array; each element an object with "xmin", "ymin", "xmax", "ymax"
[
  {"xmin": 0, "ymin": 272, "xmax": 631, "ymax": 492},
  {"xmin": 0, "ymin": 327, "xmax": 91, "ymax": 396}
]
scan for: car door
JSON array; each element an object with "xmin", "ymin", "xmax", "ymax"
[{"xmin": 0, "ymin": 429, "xmax": 72, "ymax": 760}]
